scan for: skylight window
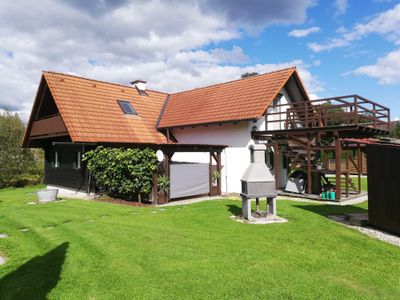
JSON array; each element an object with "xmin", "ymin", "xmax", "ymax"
[{"xmin": 118, "ymin": 100, "xmax": 137, "ymax": 115}]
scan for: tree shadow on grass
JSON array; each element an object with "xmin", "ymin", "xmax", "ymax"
[
  {"xmin": 294, "ymin": 204, "xmax": 368, "ymax": 218},
  {"xmin": 0, "ymin": 242, "xmax": 68, "ymax": 300},
  {"xmin": 226, "ymin": 204, "xmax": 241, "ymax": 216}
]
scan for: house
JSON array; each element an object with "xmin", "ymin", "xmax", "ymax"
[{"xmin": 23, "ymin": 67, "xmax": 391, "ymax": 201}]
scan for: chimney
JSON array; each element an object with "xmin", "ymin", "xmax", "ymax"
[{"xmin": 130, "ymin": 79, "xmax": 147, "ymax": 92}]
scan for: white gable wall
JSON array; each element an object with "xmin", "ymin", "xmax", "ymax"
[{"xmin": 171, "ymin": 87, "xmax": 292, "ymax": 194}]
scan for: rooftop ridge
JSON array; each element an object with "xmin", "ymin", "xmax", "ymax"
[
  {"xmin": 42, "ymin": 71, "xmax": 168, "ymax": 95},
  {"xmin": 170, "ymin": 66, "xmax": 296, "ymax": 96}
]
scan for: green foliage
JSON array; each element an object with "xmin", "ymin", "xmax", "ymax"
[
  {"xmin": 319, "ymin": 101, "xmax": 348, "ymax": 126},
  {"xmin": 0, "ymin": 109, "xmax": 44, "ymax": 188},
  {"xmin": 241, "ymin": 72, "xmax": 259, "ymax": 79},
  {"xmin": 390, "ymin": 122, "xmax": 400, "ymax": 138},
  {"xmin": 212, "ymin": 170, "xmax": 220, "ymax": 180},
  {"xmin": 157, "ymin": 175, "xmax": 169, "ymax": 193},
  {"xmin": 83, "ymin": 147, "xmax": 158, "ymax": 201}
]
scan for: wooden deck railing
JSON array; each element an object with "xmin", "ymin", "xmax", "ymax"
[{"xmin": 265, "ymin": 95, "xmax": 391, "ymax": 131}]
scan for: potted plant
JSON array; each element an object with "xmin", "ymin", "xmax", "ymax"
[
  {"xmin": 211, "ymin": 170, "xmax": 220, "ymax": 195},
  {"xmin": 157, "ymin": 175, "xmax": 169, "ymax": 204},
  {"xmin": 315, "ymin": 158, "xmax": 324, "ymax": 170}
]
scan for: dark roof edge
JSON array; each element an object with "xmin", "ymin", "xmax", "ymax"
[
  {"xmin": 156, "ymin": 94, "xmax": 171, "ymax": 129},
  {"xmin": 158, "ymin": 117, "xmax": 259, "ymax": 130}
]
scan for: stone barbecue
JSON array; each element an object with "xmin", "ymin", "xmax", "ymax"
[{"xmin": 240, "ymin": 144, "xmax": 277, "ymax": 220}]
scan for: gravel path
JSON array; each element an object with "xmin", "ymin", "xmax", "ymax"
[{"xmin": 328, "ymin": 215, "xmax": 400, "ymax": 247}]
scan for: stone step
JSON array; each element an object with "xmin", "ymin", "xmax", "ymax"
[{"xmin": 345, "ymin": 213, "xmax": 368, "ymax": 227}]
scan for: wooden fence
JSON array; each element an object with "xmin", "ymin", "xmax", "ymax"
[{"xmin": 327, "ymin": 153, "xmax": 367, "ymax": 175}]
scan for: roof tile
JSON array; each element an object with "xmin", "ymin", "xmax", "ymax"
[
  {"xmin": 43, "ymin": 72, "xmax": 168, "ymax": 144},
  {"xmin": 158, "ymin": 67, "xmax": 297, "ymax": 128}
]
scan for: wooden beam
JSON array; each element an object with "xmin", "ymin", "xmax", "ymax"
[
  {"xmin": 335, "ymin": 134, "xmax": 342, "ymax": 200},
  {"xmin": 287, "ymin": 135, "xmax": 308, "ymax": 148},
  {"xmin": 357, "ymin": 146, "xmax": 362, "ymax": 193},
  {"xmin": 274, "ymin": 142, "xmax": 279, "ymax": 190},
  {"xmin": 152, "ymin": 171, "xmax": 158, "ymax": 204},
  {"xmin": 345, "ymin": 151, "xmax": 349, "ymax": 198},
  {"xmin": 306, "ymin": 137, "xmax": 312, "ymax": 194},
  {"xmin": 164, "ymin": 153, "xmax": 170, "ymax": 202},
  {"xmin": 217, "ymin": 152, "xmax": 222, "ymax": 195},
  {"xmin": 209, "ymin": 153, "xmax": 213, "ymax": 196}
]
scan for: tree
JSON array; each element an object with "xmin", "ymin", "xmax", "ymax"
[
  {"xmin": 241, "ymin": 72, "xmax": 259, "ymax": 79},
  {"xmin": 390, "ymin": 122, "xmax": 400, "ymax": 138},
  {"xmin": 0, "ymin": 109, "xmax": 44, "ymax": 188}
]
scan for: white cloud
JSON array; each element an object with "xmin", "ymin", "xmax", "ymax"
[
  {"xmin": 335, "ymin": 0, "xmax": 348, "ymax": 16},
  {"xmin": 344, "ymin": 49, "xmax": 400, "ymax": 85},
  {"xmin": 0, "ymin": 0, "xmax": 318, "ymax": 120},
  {"xmin": 308, "ymin": 3, "xmax": 400, "ymax": 52},
  {"xmin": 288, "ymin": 26, "xmax": 320, "ymax": 38},
  {"xmin": 313, "ymin": 60, "xmax": 321, "ymax": 66}
]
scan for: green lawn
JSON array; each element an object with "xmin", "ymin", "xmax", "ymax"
[
  {"xmin": 328, "ymin": 176, "xmax": 368, "ymax": 192},
  {"xmin": 0, "ymin": 187, "xmax": 399, "ymax": 299}
]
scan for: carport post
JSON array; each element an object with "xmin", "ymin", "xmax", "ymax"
[
  {"xmin": 217, "ymin": 151, "xmax": 221, "ymax": 195},
  {"xmin": 164, "ymin": 152, "xmax": 172, "ymax": 202},
  {"xmin": 209, "ymin": 153, "xmax": 212, "ymax": 196},
  {"xmin": 335, "ymin": 134, "xmax": 342, "ymax": 200}
]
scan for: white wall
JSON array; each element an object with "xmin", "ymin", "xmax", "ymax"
[
  {"xmin": 172, "ymin": 120, "xmax": 262, "ymax": 194},
  {"xmin": 171, "ymin": 87, "xmax": 293, "ymax": 193},
  {"xmin": 265, "ymin": 87, "xmax": 291, "ymax": 131}
]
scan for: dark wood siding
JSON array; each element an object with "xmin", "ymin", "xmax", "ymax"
[
  {"xmin": 44, "ymin": 145, "xmax": 88, "ymax": 192},
  {"xmin": 366, "ymin": 144, "xmax": 400, "ymax": 235}
]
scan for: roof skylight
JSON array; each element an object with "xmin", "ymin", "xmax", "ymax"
[{"xmin": 118, "ymin": 100, "xmax": 137, "ymax": 115}]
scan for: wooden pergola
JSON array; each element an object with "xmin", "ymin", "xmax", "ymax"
[{"xmin": 152, "ymin": 143, "xmax": 226, "ymax": 203}]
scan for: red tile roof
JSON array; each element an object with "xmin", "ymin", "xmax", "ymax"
[
  {"xmin": 24, "ymin": 67, "xmax": 306, "ymax": 145},
  {"xmin": 43, "ymin": 71, "xmax": 169, "ymax": 144},
  {"xmin": 158, "ymin": 67, "xmax": 301, "ymax": 128}
]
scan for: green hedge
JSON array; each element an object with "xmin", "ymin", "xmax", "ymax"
[{"xmin": 83, "ymin": 147, "xmax": 158, "ymax": 202}]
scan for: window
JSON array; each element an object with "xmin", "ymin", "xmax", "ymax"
[
  {"xmin": 53, "ymin": 151, "xmax": 60, "ymax": 168},
  {"xmin": 118, "ymin": 100, "xmax": 137, "ymax": 115},
  {"xmin": 73, "ymin": 151, "xmax": 81, "ymax": 170}
]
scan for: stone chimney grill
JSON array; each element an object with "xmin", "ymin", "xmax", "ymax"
[{"xmin": 240, "ymin": 144, "xmax": 277, "ymax": 220}]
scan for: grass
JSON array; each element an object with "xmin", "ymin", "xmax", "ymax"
[
  {"xmin": 0, "ymin": 186, "xmax": 399, "ymax": 299},
  {"xmin": 328, "ymin": 176, "xmax": 368, "ymax": 192}
]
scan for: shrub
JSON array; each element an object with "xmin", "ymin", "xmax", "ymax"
[
  {"xmin": 83, "ymin": 147, "xmax": 158, "ymax": 202},
  {"xmin": 157, "ymin": 175, "xmax": 169, "ymax": 194}
]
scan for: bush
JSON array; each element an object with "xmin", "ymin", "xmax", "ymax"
[{"xmin": 83, "ymin": 147, "xmax": 158, "ymax": 202}]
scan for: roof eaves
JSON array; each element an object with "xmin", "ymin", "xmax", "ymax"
[{"xmin": 158, "ymin": 117, "xmax": 259, "ymax": 130}]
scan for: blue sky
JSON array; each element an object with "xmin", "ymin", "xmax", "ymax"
[
  {"xmin": 0, "ymin": 0, "xmax": 399, "ymax": 120},
  {"xmin": 213, "ymin": 0, "xmax": 400, "ymax": 117}
]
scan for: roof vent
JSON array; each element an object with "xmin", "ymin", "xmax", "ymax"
[{"xmin": 130, "ymin": 80, "xmax": 147, "ymax": 96}]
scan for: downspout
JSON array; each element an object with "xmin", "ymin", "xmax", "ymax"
[{"xmin": 224, "ymin": 149, "xmax": 228, "ymax": 194}]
